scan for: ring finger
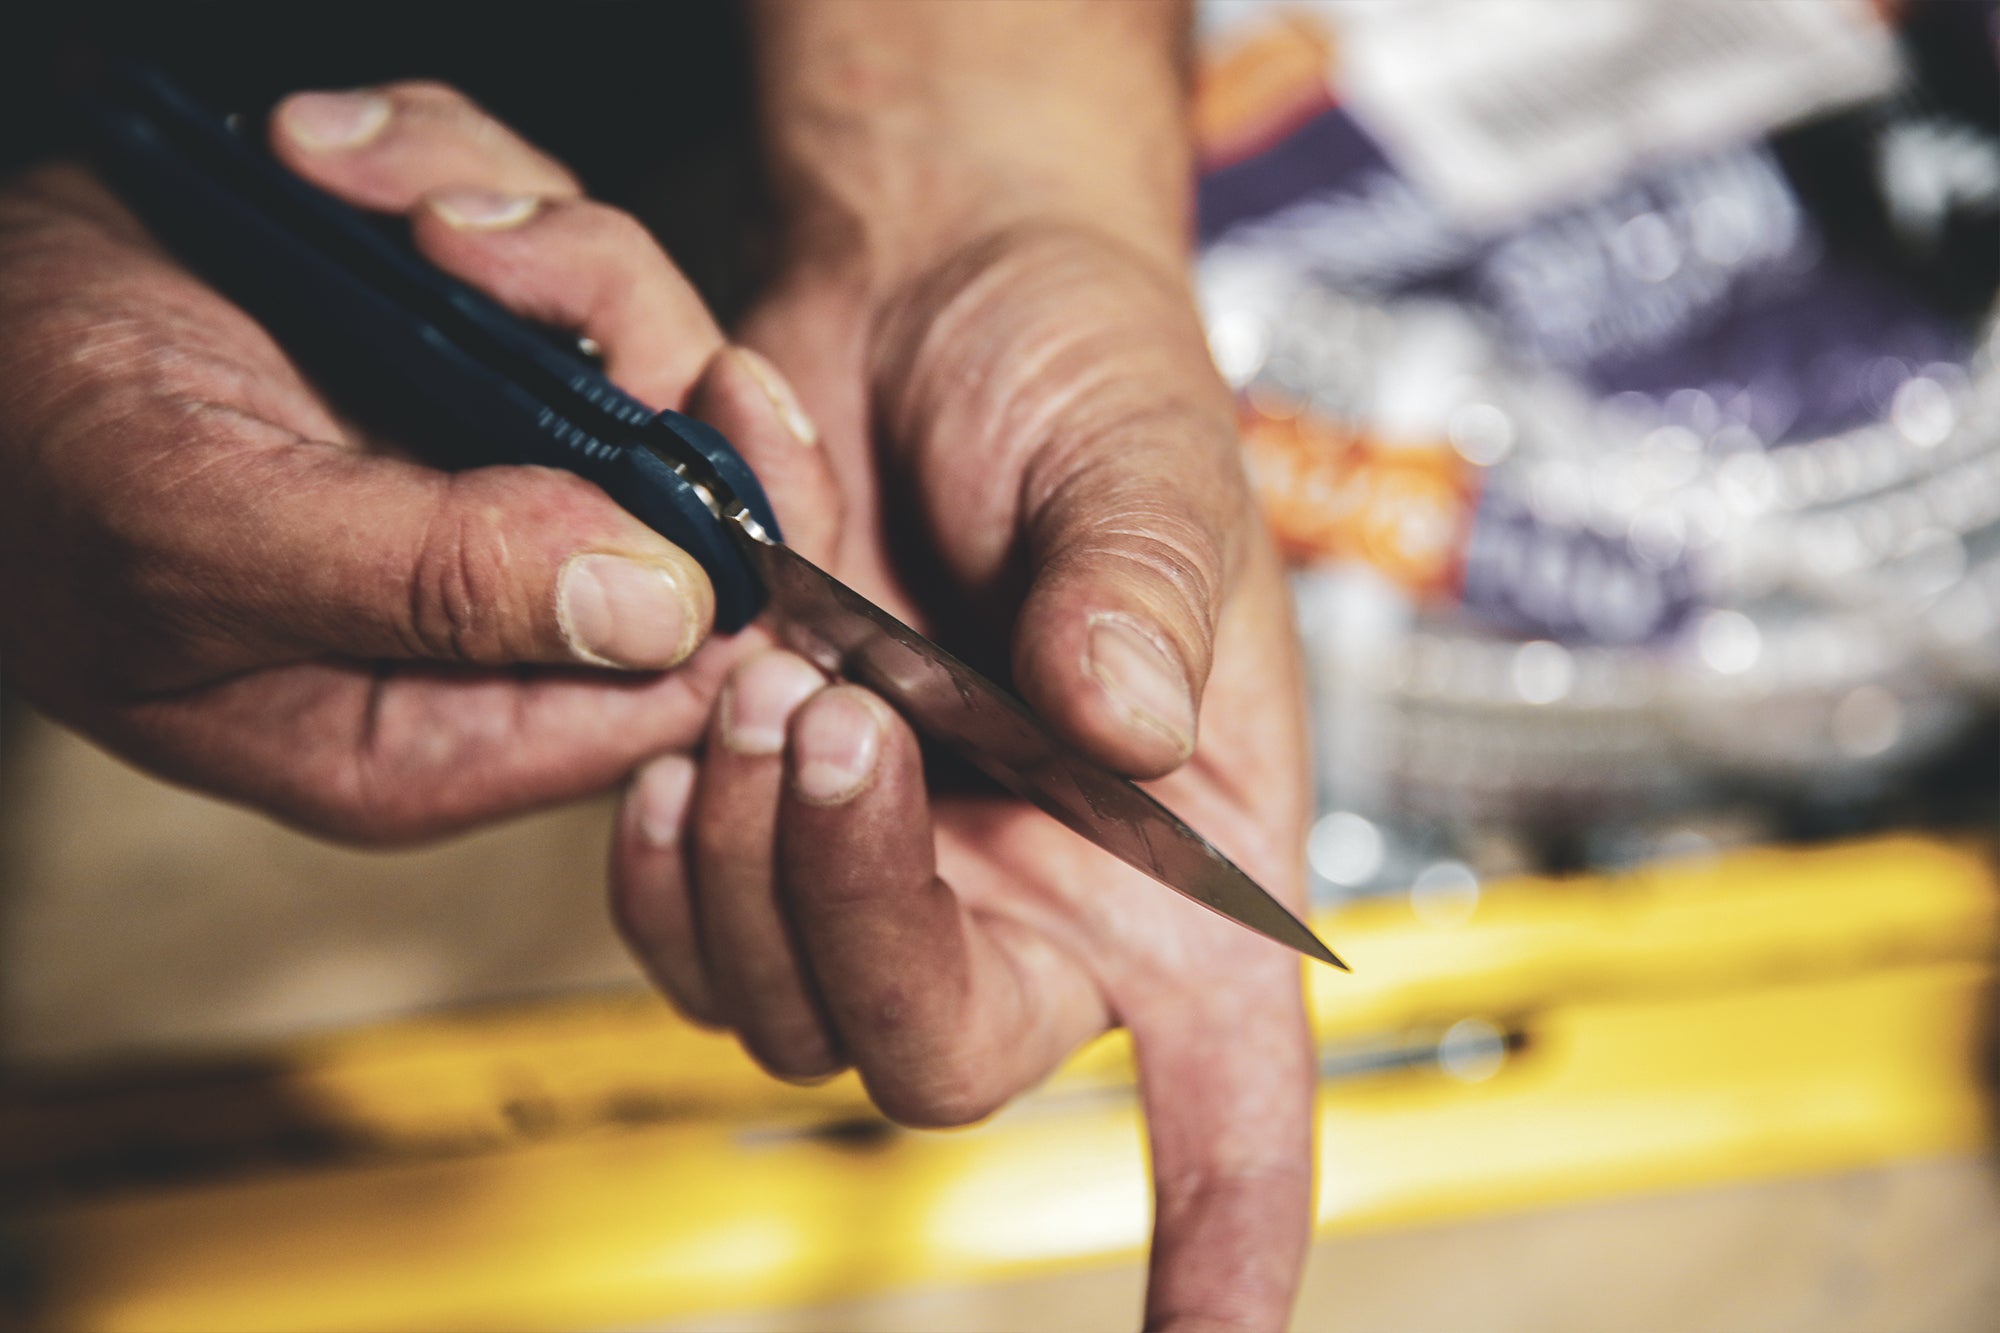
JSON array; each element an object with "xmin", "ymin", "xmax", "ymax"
[{"xmin": 689, "ymin": 650, "xmax": 844, "ymax": 1080}]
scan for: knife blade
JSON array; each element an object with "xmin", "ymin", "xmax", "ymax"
[{"xmin": 733, "ymin": 519, "xmax": 1347, "ymax": 969}]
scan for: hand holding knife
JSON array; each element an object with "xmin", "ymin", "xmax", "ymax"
[{"xmin": 76, "ymin": 60, "xmax": 1342, "ymax": 969}]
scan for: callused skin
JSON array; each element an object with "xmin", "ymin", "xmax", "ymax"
[
  {"xmin": 620, "ymin": 5, "xmax": 1319, "ymax": 1331},
  {"xmin": 0, "ymin": 86, "xmax": 837, "ymax": 841},
  {"xmin": 0, "ymin": 6, "xmax": 1318, "ymax": 1328}
]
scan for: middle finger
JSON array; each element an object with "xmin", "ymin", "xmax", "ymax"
[
  {"xmin": 271, "ymin": 81, "xmax": 582, "ymax": 210},
  {"xmin": 690, "ymin": 649, "xmax": 844, "ymax": 1081}
]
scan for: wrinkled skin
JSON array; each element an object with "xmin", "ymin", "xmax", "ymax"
[
  {"xmin": 674, "ymin": 228, "xmax": 1320, "ymax": 1329},
  {"xmin": 0, "ymin": 84, "xmax": 834, "ymax": 839},
  {"xmin": 0, "ymin": 67, "xmax": 1316, "ymax": 1333}
]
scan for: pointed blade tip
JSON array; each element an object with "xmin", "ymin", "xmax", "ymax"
[
  {"xmin": 1256, "ymin": 910, "xmax": 1347, "ymax": 971},
  {"xmin": 1307, "ymin": 936, "xmax": 1349, "ymax": 971}
]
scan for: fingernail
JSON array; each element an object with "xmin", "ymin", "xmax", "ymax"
[
  {"xmin": 791, "ymin": 688, "xmax": 886, "ymax": 804},
  {"xmin": 722, "ymin": 652, "xmax": 826, "ymax": 756},
  {"xmin": 429, "ymin": 188, "xmax": 539, "ymax": 231},
  {"xmin": 558, "ymin": 553, "xmax": 699, "ymax": 668},
  {"xmin": 735, "ymin": 348, "xmax": 819, "ymax": 447},
  {"xmin": 282, "ymin": 90, "xmax": 391, "ymax": 150},
  {"xmin": 1085, "ymin": 615, "xmax": 1196, "ymax": 757},
  {"xmin": 634, "ymin": 756, "xmax": 696, "ymax": 848}
]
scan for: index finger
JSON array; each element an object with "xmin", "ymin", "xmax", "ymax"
[
  {"xmin": 776, "ymin": 685, "xmax": 1111, "ymax": 1127},
  {"xmin": 270, "ymin": 82, "xmax": 582, "ymax": 209},
  {"xmin": 1127, "ymin": 949, "xmax": 1316, "ymax": 1332}
]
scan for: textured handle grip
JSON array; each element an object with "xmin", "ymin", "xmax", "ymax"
[{"xmin": 77, "ymin": 60, "xmax": 777, "ymax": 630}]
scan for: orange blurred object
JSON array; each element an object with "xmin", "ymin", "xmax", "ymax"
[
  {"xmin": 1194, "ymin": 10, "xmax": 1338, "ymax": 167},
  {"xmin": 1241, "ymin": 397, "xmax": 1479, "ymax": 595}
]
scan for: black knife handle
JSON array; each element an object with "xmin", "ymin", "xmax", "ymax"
[{"xmin": 74, "ymin": 58, "xmax": 780, "ymax": 630}]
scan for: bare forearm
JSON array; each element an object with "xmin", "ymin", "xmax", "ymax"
[{"xmin": 748, "ymin": 0, "xmax": 1194, "ymax": 279}]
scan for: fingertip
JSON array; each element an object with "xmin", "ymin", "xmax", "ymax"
[
  {"xmin": 425, "ymin": 187, "xmax": 540, "ymax": 231},
  {"xmin": 719, "ymin": 650, "xmax": 828, "ymax": 756},
  {"xmin": 765, "ymin": 1063, "xmax": 849, "ymax": 1089},
  {"xmin": 735, "ymin": 1028, "xmax": 851, "ymax": 1087},
  {"xmin": 1016, "ymin": 599, "xmax": 1200, "ymax": 780},
  {"xmin": 630, "ymin": 753, "xmax": 697, "ymax": 849},
  {"xmin": 688, "ymin": 347, "xmax": 842, "ymax": 563},
  {"xmin": 276, "ymin": 89, "xmax": 390, "ymax": 152},
  {"xmin": 556, "ymin": 547, "xmax": 714, "ymax": 670},
  {"xmin": 1083, "ymin": 613, "xmax": 1198, "ymax": 764},
  {"xmin": 776, "ymin": 686, "xmax": 934, "ymax": 931},
  {"xmin": 787, "ymin": 685, "xmax": 892, "ymax": 805},
  {"xmin": 732, "ymin": 347, "xmax": 819, "ymax": 448}
]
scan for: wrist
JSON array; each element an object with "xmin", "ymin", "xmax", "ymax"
[{"xmin": 748, "ymin": 0, "xmax": 1195, "ymax": 292}]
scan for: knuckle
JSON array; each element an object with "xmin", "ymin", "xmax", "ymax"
[
  {"xmin": 1042, "ymin": 473, "xmax": 1230, "ymax": 632},
  {"xmin": 870, "ymin": 216, "xmax": 1245, "ymax": 600},
  {"xmin": 403, "ymin": 488, "xmax": 519, "ymax": 662},
  {"xmin": 300, "ymin": 739, "xmax": 478, "ymax": 847},
  {"xmin": 1107, "ymin": 504, "xmax": 1228, "ymax": 613},
  {"xmin": 1154, "ymin": 1160, "xmax": 1314, "ymax": 1222}
]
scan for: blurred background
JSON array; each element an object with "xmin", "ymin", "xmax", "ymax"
[{"xmin": 3, "ymin": 1, "xmax": 1998, "ymax": 1329}]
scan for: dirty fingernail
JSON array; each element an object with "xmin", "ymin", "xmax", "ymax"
[
  {"xmin": 722, "ymin": 652, "xmax": 826, "ymax": 756},
  {"xmin": 791, "ymin": 688, "xmax": 885, "ymax": 804},
  {"xmin": 429, "ymin": 188, "xmax": 539, "ymax": 231},
  {"xmin": 282, "ymin": 90, "xmax": 391, "ymax": 150},
  {"xmin": 736, "ymin": 347, "xmax": 819, "ymax": 447},
  {"xmin": 1085, "ymin": 615, "xmax": 1196, "ymax": 758},
  {"xmin": 634, "ymin": 756, "xmax": 696, "ymax": 848},
  {"xmin": 559, "ymin": 553, "xmax": 700, "ymax": 668}
]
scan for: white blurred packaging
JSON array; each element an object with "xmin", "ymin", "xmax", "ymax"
[{"xmin": 1193, "ymin": 0, "xmax": 2000, "ymax": 896}]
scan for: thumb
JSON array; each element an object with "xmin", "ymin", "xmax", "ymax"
[
  {"xmin": 200, "ymin": 335, "xmax": 834, "ymax": 674},
  {"xmin": 156, "ymin": 416, "xmax": 717, "ymax": 674},
  {"xmin": 1010, "ymin": 401, "xmax": 1251, "ymax": 779},
  {"xmin": 876, "ymin": 227, "xmax": 1251, "ymax": 780},
  {"xmin": 132, "ymin": 342, "xmax": 839, "ymax": 682},
  {"xmin": 149, "ymin": 356, "xmax": 832, "ymax": 682}
]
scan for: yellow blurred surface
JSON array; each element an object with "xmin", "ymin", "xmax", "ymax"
[{"xmin": 5, "ymin": 834, "xmax": 1994, "ymax": 1331}]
